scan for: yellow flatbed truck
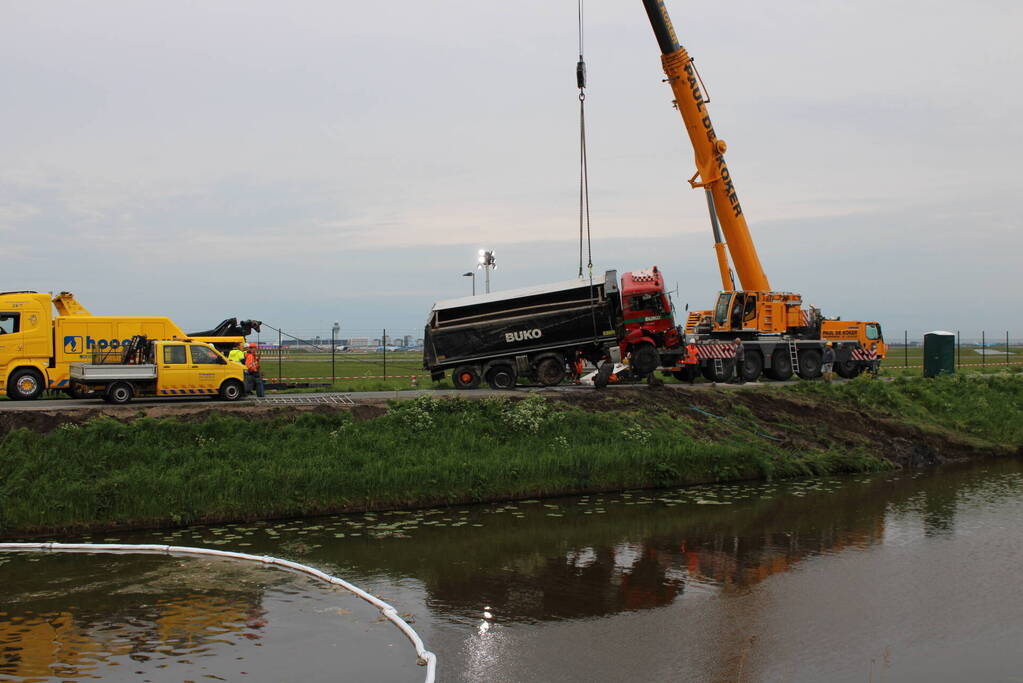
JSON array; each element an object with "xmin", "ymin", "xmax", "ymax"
[
  {"xmin": 69, "ymin": 338, "xmax": 246, "ymax": 404},
  {"xmin": 0, "ymin": 291, "xmax": 257, "ymax": 400}
]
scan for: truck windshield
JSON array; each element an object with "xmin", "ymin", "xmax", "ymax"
[
  {"xmin": 0, "ymin": 313, "xmax": 19, "ymax": 334},
  {"xmin": 866, "ymin": 324, "xmax": 882, "ymax": 340},
  {"xmin": 630, "ymin": 294, "xmax": 664, "ymax": 314},
  {"xmin": 190, "ymin": 345, "xmax": 222, "ymax": 364}
]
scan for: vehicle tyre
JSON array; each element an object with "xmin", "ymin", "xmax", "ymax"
[
  {"xmin": 105, "ymin": 382, "xmax": 134, "ymax": 405},
  {"xmin": 485, "ymin": 364, "xmax": 517, "ymax": 390},
  {"xmin": 740, "ymin": 351, "xmax": 763, "ymax": 382},
  {"xmin": 7, "ymin": 368, "xmax": 44, "ymax": 401},
  {"xmin": 671, "ymin": 366, "xmax": 700, "ymax": 383},
  {"xmin": 835, "ymin": 361, "xmax": 862, "ymax": 379},
  {"xmin": 700, "ymin": 359, "xmax": 733, "ymax": 382},
  {"xmin": 797, "ymin": 349, "xmax": 823, "ymax": 379},
  {"xmin": 594, "ymin": 361, "xmax": 614, "ymax": 389},
  {"xmin": 219, "ymin": 378, "xmax": 245, "ymax": 401},
  {"xmin": 629, "ymin": 343, "xmax": 659, "ymax": 377},
  {"xmin": 452, "ymin": 365, "xmax": 482, "ymax": 390},
  {"xmin": 534, "ymin": 356, "xmax": 566, "ymax": 387},
  {"xmin": 768, "ymin": 349, "xmax": 794, "ymax": 381}
]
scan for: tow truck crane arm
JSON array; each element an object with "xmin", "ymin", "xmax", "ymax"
[{"xmin": 641, "ymin": 0, "xmax": 770, "ymax": 293}]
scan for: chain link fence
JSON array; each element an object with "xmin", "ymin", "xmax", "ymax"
[{"xmin": 886, "ymin": 331, "xmax": 1020, "ymax": 374}]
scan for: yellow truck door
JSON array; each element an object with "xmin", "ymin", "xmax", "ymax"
[
  {"xmin": 157, "ymin": 343, "xmax": 196, "ymax": 396},
  {"xmin": 187, "ymin": 343, "xmax": 229, "ymax": 395}
]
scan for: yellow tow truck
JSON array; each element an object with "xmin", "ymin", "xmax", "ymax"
[{"xmin": 69, "ymin": 337, "xmax": 247, "ymax": 404}]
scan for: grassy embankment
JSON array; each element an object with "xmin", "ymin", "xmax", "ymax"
[{"xmin": 2, "ymin": 375, "xmax": 1020, "ymax": 537}]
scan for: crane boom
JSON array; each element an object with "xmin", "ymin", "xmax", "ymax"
[{"xmin": 641, "ymin": 0, "xmax": 770, "ymax": 292}]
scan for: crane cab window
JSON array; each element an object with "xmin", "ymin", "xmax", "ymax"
[
  {"xmin": 866, "ymin": 324, "xmax": 882, "ymax": 341},
  {"xmin": 163, "ymin": 345, "xmax": 187, "ymax": 364},
  {"xmin": 0, "ymin": 313, "xmax": 19, "ymax": 335},
  {"xmin": 743, "ymin": 296, "xmax": 757, "ymax": 322},
  {"xmin": 190, "ymin": 345, "xmax": 222, "ymax": 364},
  {"xmin": 714, "ymin": 293, "xmax": 731, "ymax": 325},
  {"xmin": 730, "ymin": 294, "xmax": 746, "ymax": 328}
]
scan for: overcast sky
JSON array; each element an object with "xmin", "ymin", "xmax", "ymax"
[{"xmin": 2, "ymin": 0, "xmax": 1020, "ymax": 340}]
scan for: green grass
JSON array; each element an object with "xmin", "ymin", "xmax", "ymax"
[
  {"xmin": 785, "ymin": 374, "xmax": 1023, "ymax": 446},
  {"xmin": 0, "ymin": 395, "xmax": 888, "ymax": 536}
]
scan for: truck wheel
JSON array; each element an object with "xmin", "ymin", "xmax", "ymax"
[
  {"xmin": 105, "ymin": 382, "xmax": 134, "ymax": 405},
  {"xmin": 797, "ymin": 350, "xmax": 823, "ymax": 379},
  {"xmin": 534, "ymin": 356, "xmax": 566, "ymax": 387},
  {"xmin": 485, "ymin": 364, "xmax": 517, "ymax": 390},
  {"xmin": 835, "ymin": 361, "xmax": 862, "ymax": 379},
  {"xmin": 7, "ymin": 369, "xmax": 44, "ymax": 401},
  {"xmin": 629, "ymin": 343, "xmax": 659, "ymax": 377},
  {"xmin": 768, "ymin": 349, "xmax": 794, "ymax": 381},
  {"xmin": 740, "ymin": 352, "xmax": 764, "ymax": 382},
  {"xmin": 219, "ymin": 379, "xmax": 244, "ymax": 401},
  {"xmin": 452, "ymin": 365, "xmax": 481, "ymax": 390},
  {"xmin": 594, "ymin": 362, "xmax": 614, "ymax": 389}
]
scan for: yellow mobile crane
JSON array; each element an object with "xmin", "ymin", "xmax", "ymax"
[{"xmin": 641, "ymin": 0, "xmax": 884, "ymax": 380}]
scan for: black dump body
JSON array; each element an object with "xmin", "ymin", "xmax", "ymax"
[{"xmin": 424, "ymin": 271, "xmax": 622, "ymax": 371}]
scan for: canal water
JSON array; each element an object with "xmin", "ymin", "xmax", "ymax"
[{"xmin": 3, "ymin": 457, "xmax": 1023, "ymax": 682}]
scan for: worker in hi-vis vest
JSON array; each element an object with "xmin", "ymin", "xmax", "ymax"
[{"xmin": 228, "ymin": 341, "xmax": 246, "ymax": 365}]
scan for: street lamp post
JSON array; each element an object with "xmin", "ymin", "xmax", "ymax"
[
  {"xmin": 462, "ymin": 271, "xmax": 475, "ymax": 295},
  {"xmin": 331, "ymin": 321, "xmax": 340, "ymax": 386},
  {"xmin": 477, "ymin": 249, "xmax": 496, "ymax": 294}
]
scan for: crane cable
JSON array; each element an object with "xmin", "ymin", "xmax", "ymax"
[{"xmin": 577, "ymin": 0, "xmax": 593, "ymax": 279}]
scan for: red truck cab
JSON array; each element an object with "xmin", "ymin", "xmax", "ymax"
[{"xmin": 619, "ymin": 267, "xmax": 681, "ymax": 361}]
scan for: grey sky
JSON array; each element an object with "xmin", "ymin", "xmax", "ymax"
[{"xmin": 1, "ymin": 0, "xmax": 1020, "ymax": 339}]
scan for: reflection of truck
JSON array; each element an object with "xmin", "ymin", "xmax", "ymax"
[
  {"xmin": 641, "ymin": 0, "xmax": 885, "ymax": 380},
  {"xmin": 0, "ymin": 291, "xmax": 258, "ymax": 400},
  {"xmin": 69, "ymin": 337, "xmax": 246, "ymax": 404}
]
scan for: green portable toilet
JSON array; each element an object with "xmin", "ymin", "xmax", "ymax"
[{"xmin": 923, "ymin": 331, "xmax": 955, "ymax": 377}]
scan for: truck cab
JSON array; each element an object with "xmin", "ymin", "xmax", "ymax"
[{"xmin": 619, "ymin": 267, "xmax": 681, "ymax": 374}]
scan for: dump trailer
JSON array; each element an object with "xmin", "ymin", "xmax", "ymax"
[
  {"xmin": 424, "ymin": 272, "xmax": 626, "ymax": 389},
  {"xmin": 69, "ymin": 336, "xmax": 246, "ymax": 404},
  {"xmin": 0, "ymin": 291, "xmax": 258, "ymax": 400}
]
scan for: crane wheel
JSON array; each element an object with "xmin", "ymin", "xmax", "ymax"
[
  {"xmin": 835, "ymin": 361, "xmax": 862, "ymax": 379},
  {"xmin": 797, "ymin": 350, "xmax": 823, "ymax": 379},
  {"xmin": 768, "ymin": 349, "xmax": 794, "ymax": 381},
  {"xmin": 671, "ymin": 366, "xmax": 700, "ymax": 383},
  {"xmin": 740, "ymin": 351, "xmax": 763, "ymax": 382}
]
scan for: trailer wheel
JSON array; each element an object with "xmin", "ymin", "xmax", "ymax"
[
  {"xmin": 105, "ymin": 382, "xmax": 134, "ymax": 405},
  {"xmin": 219, "ymin": 379, "xmax": 245, "ymax": 401},
  {"xmin": 767, "ymin": 349, "xmax": 794, "ymax": 381},
  {"xmin": 7, "ymin": 369, "xmax": 44, "ymax": 401},
  {"xmin": 485, "ymin": 364, "xmax": 517, "ymax": 390},
  {"xmin": 452, "ymin": 365, "xmax": 481, "ymax": 390},
  {"xmin": 797, "ymin": 349, "xmax": 823, "ymax": 379},
  {"xmin": 534, "ymin": 356, "xmax": 566, "ymax": 387},
  {"xmin": 835, "ymin": 361, "xmax": 862, "ymax": 379}
]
